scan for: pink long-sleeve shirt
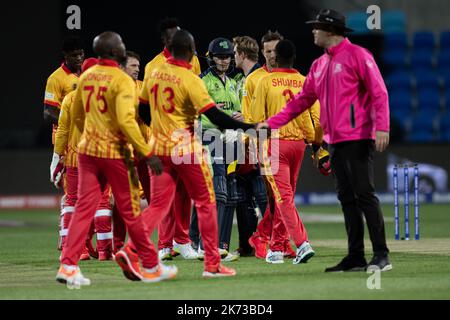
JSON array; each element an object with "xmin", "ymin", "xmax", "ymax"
[{"xmin": 267, "ymin": 38, "xmax": 389, "ymax": 144}]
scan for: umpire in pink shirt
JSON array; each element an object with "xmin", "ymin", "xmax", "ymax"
[{"xmin": 257, "ymin": 9, "xmax": 392, "ymax": 272}]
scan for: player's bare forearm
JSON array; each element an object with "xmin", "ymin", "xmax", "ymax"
[{"xmin": 43, "ymin": 104, "xmax": 60, "ymax": 125}]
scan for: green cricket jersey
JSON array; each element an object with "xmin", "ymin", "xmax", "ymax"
[{"xmin": 200, "ymin": 68, "xmax": 241, "ymax": 130}]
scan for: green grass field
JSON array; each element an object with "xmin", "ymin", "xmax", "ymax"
[{"xmin": 1, "ymin": 204, "xmax": 450, "ymax": 300}]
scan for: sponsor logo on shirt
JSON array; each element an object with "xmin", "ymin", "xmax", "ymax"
[
  {"xmin": 45, "ymin": 92, "xmax": 55, "ymax": 100},
  {"xmin": 334, "ymin": 63, "xmax": 342, "ymax": 74}
]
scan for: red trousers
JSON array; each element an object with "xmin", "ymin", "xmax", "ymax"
[
  {"xmin": 128, "ymin": 153, "xmax": 220, "ymax": 268},
  {"xmin": 269, "ymin": 139, "xmax": 308, "ymax": 250},
  {"xmin": 157, "ymin": 181, "xmax": 192, "ymax": 249},
  {"xmin": 61, "ymin": 166, "xmax": 112, "ymax": 253},
  {"xmin": 61, "ymin": 154, "xmax": 154, "ymax": 268},
  {"xmin": 112, "ymin": 157, "xmax": 151, "ymax": 253}
]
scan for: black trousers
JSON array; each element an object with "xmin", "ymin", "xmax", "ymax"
[{"xmin": 329, "ymin": 140, "xmax": 389, "ymax": 258}]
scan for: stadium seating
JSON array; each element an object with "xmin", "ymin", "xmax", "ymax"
[
  {"xmin": 387, "ymin": 71, "xmax": 413, "ymax": 91},
  {"xmin": 439, "ymin": 30, "xmax": 450, "ymax": 51},
  {"xmin": 438, "ymin": 112, "xmax": 450, "ymax": 141},
  {"xmin": 383, "ymin": 27, "xmax": 450, "ymax": 142},
  {"xmin": 382, "ymin": 11, "xmax": 407, "ymax": 33},
  {"xmin": 407, "ymin": 110, "xmax": 438, "ymax": 142},
  {"xmin": 411, "ymin": 49, "xmax": 434, "ymax": 70},
  {"xmin": 415, "ymin": 71, "xmax": 440, "ymax": 92},
  {"xmin": 383, "ymin": 50, "xmax": 408, "ymax": 71},
  {"xmin": 413, "ymin": 31, "xmax": 436, "ymax": 50},
  {"xmin": 346, "ymin": 12, "xmax": 368, "ymax": 34},
  {"xmin": 384, "ymin": 32, "xmax": 408, "ymax": 50},
  {"xmin": 417, "ymin": 88, "xmax": 442, "ymax": 112}
]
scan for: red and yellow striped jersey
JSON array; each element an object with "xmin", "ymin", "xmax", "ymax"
[
  {"xmin": 251, "ymin": 68, "xmax": 322, "ymax": 142},
  {"xmin": 140, "ymin": 58, "xmax": 215, "ymax": 156},
  {"xmin": 241, "ymin": 65, "xmax": 269, "ymax": 122},
  {"xmin": 44, "ymin": 63, "xmax": 79, "ymax": 108},
  {"xmin": 144, "ymin": 48, "xmax": 201, "ymax": 81},
  {"xmin": 54, "ymin": 90, "xmax": 81, "ymax": 167},
  {"xmin": 72, "ymin": 59, "xmax": 151, "ymax": 159}
]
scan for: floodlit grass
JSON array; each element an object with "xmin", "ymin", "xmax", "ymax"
[{"xmin": 0, "ymin": 204, "xmax": 449, "ymax": 299}]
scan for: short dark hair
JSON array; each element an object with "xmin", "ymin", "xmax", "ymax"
[
  {"xmin": 261, "ymin": 30, "xmax": 284, "ymax": 48},
  {"xmin": 159, "ymin": 17, "xmax": 180, "ymax": 36},
  {"xmin": 62, "ymin": 35, "xmax": 84, "ymax": 53},
  {"xmin": 233, "ymin": 36, "xmax": 259, "ymax": 62},
  {"xmin": 275, "ymin": 39, "xmax": 296, "ymax": 64},
  {"xmin": 169, "ymin": 29, "xmax": 193, "ymax": 57},
  {"xmin": 126, "ymin": 50, "xmax": 140, "ymax": 62}
]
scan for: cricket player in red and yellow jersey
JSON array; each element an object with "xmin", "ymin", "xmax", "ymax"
[
  {"xmin": 45, "ymin": 36, "xmax": 84, "ymax": 251},
  {"xmin": 243, "ymin": 31, "xmax": 295, "ymax": 259},
  {"xmin": 126, "ymin": 29, "xmax": 256, "ymax": 277},
  {"xmin": 56, "ymin": 32, "xmax": 177, "ymax": 288},
  {"xmin": 44, "ymin": 36, "xmax": 84, "ymax": 143},
  {"xmin": 142, "ymin": 18, "xmax": 200, "ymax": 260},
  {"xmin": 251, "ymin": 40, "xmax": 322, "ymax": 264},
  {"xmin": 53, "ymin": 58, "xmax": 114, "ymax": 261}
]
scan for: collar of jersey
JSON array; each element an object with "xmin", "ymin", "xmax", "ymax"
[
  {"xmin": 167, "ymin": 57, "xmax": 192, "ymax": 70},
  {"xmin": 271, "ymin": 67, "xmax": 298, "ymax": 74},
  {"xmin": 61, "ymin": 63, "xmax": 74, "ymax": 75},
  {"xmin": 98, "ymin": 59, "xmax": 119, "ymax": 67},
  {"xmin": 163, "ymin": 47, "xmax": 172, "ymax": 59},
  {"xmin": 325, "ymin": 37, "xmax": 351, "ymax": 56}
]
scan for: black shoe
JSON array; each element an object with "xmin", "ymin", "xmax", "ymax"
[
  {"xmin": 366, "ymin": 255, "xmax": 392, "ymax": 272},
  {"xmin": 325, "ymin": 256, "xmax": 367, "ymax": 273}
]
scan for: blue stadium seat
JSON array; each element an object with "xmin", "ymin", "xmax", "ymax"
[
  {"xmin": 445, "ymin": 91, "xmax": 450, "ymax": 111},
  {"xmin": 444, "ymin": 73, "xmax": 450, "ymax": 92},
  {"xmin": 415, "ymin": 71, "xmax": 440, "ymax": 91},
  {"xmin": 440, "ymin": 30, "xmax": 450, "ymax": 51},
  {"xmin": 407, "ymin": 110, "xmax": 437, "ymax": 142},
  {"xmin": 389, "ymin": 89, "xmax": 413, "ymax": 118},
  {"xmin": 438, "ymin": 113, "xmax": 450, "ymax": 141},
  {"xmin": 347, "ymin": 11, "xmax": 369, "ymax": 34},
  {"xmin": 408, "ymin": 130, "xmax": 435, "ymax": 142},
  {"xmin": 382, "ymin": 11, "xmax": 406, "ymax": 33},
  {"xmin": 386, "ymin": 71, "xmax": 412, "ymax": 91},
  {"xmin": 439, "ymin": 112, "xmax": 450, "ymax": 131},
  {"xmin": 413, "ymin": 31, "xmax": 436, "ymax": 50},
  {"xmin": 437, "ymin": 50, "xmax": 450, "ymax": 71},
  {"xmin": 384, "ymin": 32, "xmax": 408, "ymax": 50},
  {"xmin": 417, "ymin": 88, "xmax": 441, "ymax": 112},
  {"xmin": 383, "ymin": 50, "xmax": 408, "ymax": 70},
  {"xmin": 411, "ymin": 50, "xmax": 434, "ymax": 70}
]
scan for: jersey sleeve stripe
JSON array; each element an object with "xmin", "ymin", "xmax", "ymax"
[
  {"xmin": 44, "ymin": 100, "xmax": 61, "ymax": 107},
  {"xmin": 198, "ymin": 103, "xmax": 215, "ymax": 114}
]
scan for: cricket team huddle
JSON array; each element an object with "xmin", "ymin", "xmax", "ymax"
[{"xmin": 45, "ymin": 9, "xmax": 392, "ymax": 289}]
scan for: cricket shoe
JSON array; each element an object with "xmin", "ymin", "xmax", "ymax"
[
  {"xmin": 203, "ymin": 264, "xmax": 236, "ymax": 278},
  {"xmin": 172, "ymin": 241, "xmax": 198, "ymax": 260},
  {"xmin": 198, "ymin": 248, "xmax": 229, "ymax": 261},
  {"xmin": 366, "ymin": 255, "xmax": 392, "ymax": 272},
  {"xmin": 325, "ymin": 255, "xmax": 367, "ymax": 272},
  {"xmin": 158, "ymin": 248, "xmax": 173, "ymax": 261},
  {"xmin": 114, "ymin": 245, "xmax": 142, "ymax": 281},
  {"xmin": 221, "ymin": 252, "xmax": 239, "ymax": 262},
  {"xmin": 265, "ymin": 250, "xmax": 284, "ymax": 264},
  {"xmin": 248, "ymin": 234, "xmax": 267, "ymax": 259},
  {"xmin": 141, "ymin": 263, "xmax": 178, "ymax": 283},
  {"xmin": 284, "ymin": 240, "xmax": 297, "ymax": 259},
  {"xmin": 56, "ymin": 264, "xmax": 91, "ymax": 289},
  {"xmin": 293, "ymin": 241, "xmax": 315, "ymax": 264}
]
